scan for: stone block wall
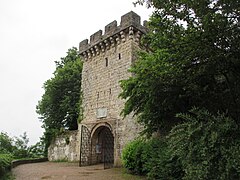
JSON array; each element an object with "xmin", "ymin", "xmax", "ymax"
[
  {"xmin": 79, "ymin": 11, "xmax": 146, "ymax": 166},
  {"xmin": 48, "ymin": 130, "xmax": 80, "ymax": 162}
]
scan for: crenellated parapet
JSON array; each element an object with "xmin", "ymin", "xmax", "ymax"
[{"xmin": 79, "ymin": 11, "xmax": 147, "ymax": 61}]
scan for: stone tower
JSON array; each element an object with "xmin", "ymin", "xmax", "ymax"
[{"xmin": 78, "ymin": 11, "xmax": 147, "ymax": 168}]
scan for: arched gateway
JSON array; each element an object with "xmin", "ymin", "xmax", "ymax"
[{"xmin": 79, "ymin": 124, "xmax": 114, "ymax": 169}]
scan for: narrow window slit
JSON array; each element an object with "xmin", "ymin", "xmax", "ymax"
[{"xmin": 105, "ymin": 58, "xmax": 108, "ymax": 67}]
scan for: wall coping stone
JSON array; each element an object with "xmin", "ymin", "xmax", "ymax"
[{"xmin": 11, "ymin": 158, "xmax": 48, "ymax": 168}]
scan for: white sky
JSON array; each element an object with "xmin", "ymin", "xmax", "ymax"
[{"xmin": 0, "ymin": 0, "xmax": 152, "ymax": 145}]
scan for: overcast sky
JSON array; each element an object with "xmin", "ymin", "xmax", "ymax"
[{"xmin": 0, "ymin": 0, "xmax": 152, "ymax": 145}]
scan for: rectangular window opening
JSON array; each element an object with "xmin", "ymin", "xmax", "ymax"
[
  {"xmin": 118, "ymin": 53, "xmax": 121, "ymax": 60},
  {"xmin": 105, "ymin": 57, "xmax": 108, "ymax": 67}
]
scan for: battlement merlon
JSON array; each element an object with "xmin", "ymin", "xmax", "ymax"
[{"xmin": 79, "ymin": 11, "xmax": 148, "ymax": 58}]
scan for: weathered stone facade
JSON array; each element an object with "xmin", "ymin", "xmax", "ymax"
[
  {"xmin": 79, "ymin": 11, "xmax": 146, "ymax": 167},
  {"xmin": 48, "ymin": 11, "xmax": 146, "ymax": 167},
  {"xmin": 48, "ymin": 130, "xmax": 80, "ymax": 162}
]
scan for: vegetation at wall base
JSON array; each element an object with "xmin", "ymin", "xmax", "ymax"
[
  {"xmin": 0, "ymin": 154, "xmax": 13, "ymax": 178},
  {"xmin": 168, "ymin": 108, "xmax": 240, "ymax": 179},
  {"xmin": 122, "ymin": 109, "xmax": 240, "ymax": 179},
  {"xmin": 122, "ymin": 138, "xmax": 184, "ymax": 179}
]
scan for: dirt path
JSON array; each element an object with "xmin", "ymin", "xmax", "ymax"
[{"xmin": 12, "ymin": 162, "xmax": 145, "ymax": 180}]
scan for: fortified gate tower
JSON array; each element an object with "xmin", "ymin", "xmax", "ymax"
[{"xmin": 78, "ymin": 11, "xmax": 147, "ymax": 168}]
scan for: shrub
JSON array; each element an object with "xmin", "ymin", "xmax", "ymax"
[
  {"xmin": 142, "ymin": 138, "xmax": 183, "ymax": 179},
  {"xmin": 121, "ymin": 139, "xmax": 146, "ymax": 175},
  {"xmin": 122, "ymin": 108, "xmax": 240, "ymax": 179},
  {"xmin": 0, "ymin": 154, "xmax": 13, "ymax": 177},
  {"xmin": 168, "ymin": 108, "xmax": 240, "ymax": 179},
  {"xmin": 122, "ymin": 138, "xmax": 184, "ymax": 179}
]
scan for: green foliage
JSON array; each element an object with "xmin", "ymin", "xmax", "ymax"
[
  {"xmin": 122, "ymin": 138, "xmax": 184, "ymax": 179},
  {"xmin": 142, "ymin": 138, "xmax": 183, "ymax": 179},
  {"xmin": 168, "ymin": 108, "xmax": 240, "ymax": 179},
  {"xmin": 0, "ymin": 132, "xmax": 14, "ymax": 154},
  {"xmin": 0, "ymin": 154, "xmax": 13, "ymax": 178},
  {"xmin": 0, "ymin": 131, "xmax": 45, "ymax": 178},
  {"xmin": 120, "ymin": 0, "xmax": 240, "ymax": 135},
  {"xmin": 120, "ymin": 50, "xmax": 182, "ymax": 135},
  {"xmin": 0, "ymin": 131, "xmax": 45, "ymax": 160},
  {"xmin": 13, "ymin": 132, "xmax": 29, "ymax": 159},
  {"xmin": 36, "ymin": 47, "xmax": 83, "ymax": 152},
  {"xmin": 122, "ymin": 109, "xmax": 240, "ymax": 179},
  {"xmin": 0, "ymin": 171, "xmax": 15, "ymax": 180},
  {"xmin": 52, "ymin": 158, "xmax": 68, "ymax": 163},
  {"xmin": 28, "ymin": 141, "xmax": 45, "ymax": 158},
  {"xmin": 122, "ymin": 1, "xmax": 239, "ymax": 179},
  {"xmin": 122, "ymin": 139, "xmax": 146, "ymax": 175}
]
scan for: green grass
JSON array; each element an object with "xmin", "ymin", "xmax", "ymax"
[
  {"xmin": 112, "ymin": 168, "xmax": 147, "ymax": 180},
  {"xmin": 52, "ymin": 159, "xmax": 68, "ymax": 163}
]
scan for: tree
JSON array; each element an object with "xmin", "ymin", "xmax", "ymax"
[
  {"xmin": 36, "ymin": 47, "xmax": 83, "ymax": 151},
  {"xmin": 13, "ymin": 132, "xmax": 29, "ymax": 158},
  {"xmin": 168, "ymin": 108, "xmax": 240, "ymax": 179},
  {"xmin": 0, "ymin": 132, "xmax": 14, "ymax": 154},
  {"xmin": 120, "ymin": 0, "xmax": 240, "ymax": 135},
  {"xmin": 28, "ymin": 141, "xmax": 45, "ymax": 158},
  {"xmin": 0, "ymin": 131, "xmax": 44, "ymax": 159}
]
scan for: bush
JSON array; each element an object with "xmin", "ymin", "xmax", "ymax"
[
  {"xmin": 142, "ymin": 138, "xmax": 183, "ymax": 179},
  {"xmin": 122, "ymin": 108, "xmax": 240, "ymax": 179},
  {"xmin": 121, "ymin": 139, "xmax": 146, "ymax": 175},
  {"xmin": 0, "ymin": 154, "xmax": 13, "ymax": 177},
  {"xmin": 168, "ymin": 108, "xmax": 240, "ymax": 179},
  {"xmin": 122, "ymin": 138, "xmax": 184, "ymax": 179}
]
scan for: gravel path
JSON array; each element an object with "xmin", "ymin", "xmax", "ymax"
[{"xmin": 12, "ymin": 162, "xmax": 145, "ymax": 180}]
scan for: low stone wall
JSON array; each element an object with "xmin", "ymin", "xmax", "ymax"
[
  {"xmin": 48, "ymin": 130, "xmax": 79, "ymax": 162},
  {"xmin": 11, "ymin": 158, "xmax": 48, "ymax": 168}
]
